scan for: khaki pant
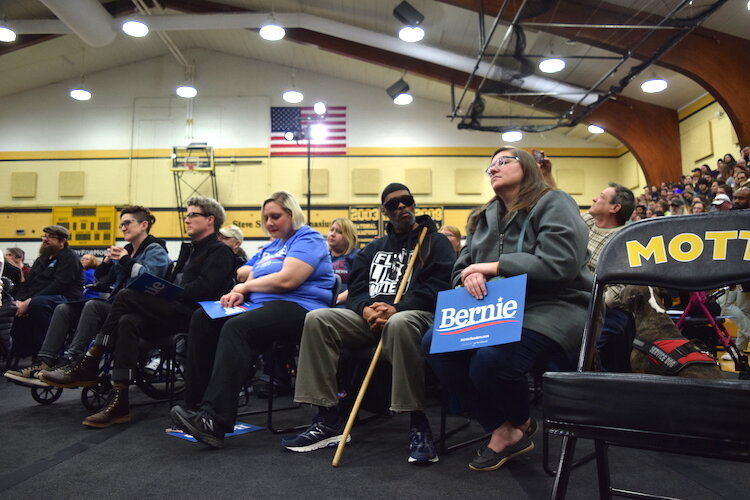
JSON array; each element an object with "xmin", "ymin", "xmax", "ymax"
[{"xmin": 294, "ymin": 307, "xmax": 434, "ymax": 412}]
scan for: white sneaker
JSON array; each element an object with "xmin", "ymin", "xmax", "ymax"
[{"xmin": 721, "ymin": 353, "xmax": 732, "ymax": 361}]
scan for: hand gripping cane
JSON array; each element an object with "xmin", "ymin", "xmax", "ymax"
[{"xmin": 332, "ymin": 226, "xmax": 429, "ymax": 467}]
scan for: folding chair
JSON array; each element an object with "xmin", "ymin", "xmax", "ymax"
[
  {"xmin": 238, "ymin": 275, "xmax": 342, "ymax": 433},
  {"xmin": 543, "ymin": 211, "xmax": 750, "ymax": 499}
]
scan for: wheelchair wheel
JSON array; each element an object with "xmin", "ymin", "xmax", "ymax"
[
  {"xmin": 31, "ymin": 385, "xmax": 63, "ymax": 405},
  {"xmin": 135, "ymin": 353, "xmax": 185, "ymax": 400},
  {"xmin": 81, "ymin": 378, "xmax": 113, "ymax": 412}
]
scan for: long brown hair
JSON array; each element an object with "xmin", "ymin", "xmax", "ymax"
[{"xmin": 467, "ymin": 147, "xmax": 551, "ymax": 233}]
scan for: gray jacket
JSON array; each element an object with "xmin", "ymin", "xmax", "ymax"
[{"xmin": 453, "ymin": 189, "xmax": 592, "ymax": 352}]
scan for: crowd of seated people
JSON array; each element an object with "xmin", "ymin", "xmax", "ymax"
[
  {"xmin": 633, "ymin": 146, "xmax": 749, "ymax": 219},
  {"xmin": 1, "ymin": 146, "xmax": 747, "ymax": 472}
]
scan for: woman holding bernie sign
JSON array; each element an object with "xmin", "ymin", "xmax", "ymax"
[{"xmin": 424, "ymin": 147, "xmax": 592, "ymax": 471}]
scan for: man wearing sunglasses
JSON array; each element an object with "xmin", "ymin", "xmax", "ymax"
[{"xmin": 284, "ymin": 183, "xmax": 455, "ymax": 465}]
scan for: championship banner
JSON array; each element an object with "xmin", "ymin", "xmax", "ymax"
[{"xmin": 430, "ymin": 274, "xmax": 526, "ymax": 353}]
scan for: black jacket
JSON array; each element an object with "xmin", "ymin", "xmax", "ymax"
[
  {"xmin": 171, "ymin": 233, "xmax": 236, "ymax": 307},
  {"xmin": 17, "ymin": 245, "xmax": 83, "ymax": 301},
  {"xmin": 347, "ymin": 215, "xmax": 455, "ymax": 316}
]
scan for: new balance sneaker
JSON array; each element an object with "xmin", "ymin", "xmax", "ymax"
[
  {"xmin": 4, "ymin": 361, "xmax": 50, "ymax": 383},
  {"xmin": 169, "ymin": 405, "xmax": 225, "ymax": 449},
  {"xmin": 281, "ymin": 417, "xmax": 350, "ymax": 452},
  {"xmin": 408, "ymin": 425, "xmax": 439, "ymax": 464}
]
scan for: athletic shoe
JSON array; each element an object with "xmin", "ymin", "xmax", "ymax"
[
  {"xmin": 281, "ymin": 417, "xmax": 350, "ymax": 452},
  {"xmin": 4, "ymin": 361, "xmax": 50, "ymax": 383},
  {"xmin": 469, "ymin": 435, "xmax": 534, "ymax": 471},
  {"xmin": 408, "ymin": 425, "xmax": 439, "ymax": 464},
  {"xmin": 722, "ymin": 352, "xmax": 732, "ymax": 361},
  {"xmin": 169, "ymin": 405, "xmax": 225, "ymax": 449}
]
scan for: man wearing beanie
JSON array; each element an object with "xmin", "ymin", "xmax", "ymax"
[{"xmin": 283, "ymin": 183, "xmax": 455, "ymax": 464}]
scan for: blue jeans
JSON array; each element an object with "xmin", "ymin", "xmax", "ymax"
[{"xmin": 423, "ymin": 327, "xmax": 563, "ymax": 432}]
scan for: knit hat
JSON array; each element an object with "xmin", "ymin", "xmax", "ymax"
[{"xmin": 381, "ymin": 183, "xmax": 411, "ymax": 203}]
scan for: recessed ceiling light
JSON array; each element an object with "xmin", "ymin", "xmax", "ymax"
[
  {"xmin": 539, "ymin": 58, "xmax": 565, "ymax": 73},
  {"xmin": 283, "ymin": 90, "xmax": 304, "ymax": 103},
  {"xmin": 399, "ymin": 26, "xmax": 424, "ymax": 42},
  {"xmin": 176, "ymin": 85, "xmax": 197, "ymax": 98},
  {"xmin": 70, "ymin": 88, "xmax": 92, "ymax": 101},
  {"xmin": 588, "ymin": 124, "xmax": 604, "ymax": 134},
  {"xmin": 501, "ymin": 131, "xmax": 522, "ymax": 142},
  {"xmin": 259, "ymin": 24, "xmax": 285, "ymax": 41},
  {"xmin": 641, "ymin": 78, "xmax": 668, "ymax": 93},
  {"xmin": 122, "ymin": 20, "xmax": 149, "ymax": 38},
  {"xmin": 0, "ymin": 26, "xmax": 16, "ymax": 42}
]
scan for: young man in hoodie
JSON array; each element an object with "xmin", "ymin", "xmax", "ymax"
[{"xmin": 282, "ymin": 183, "xmax": 455, "ymax": 464}]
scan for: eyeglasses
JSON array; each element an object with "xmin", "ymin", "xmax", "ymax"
[
  {"xmin": 383, "ymin": 194, "xmax": 415, "ymax": 212},
  {"xmin": 184, "ymin": 212, "xmax": 209, "ymax": 219},
  {"xmin": 119, "ymin": 219, "xmax": 139, "ymax": 229},
  {"xmin": 485, "ymin": 155, "xmax": 519, "ymax": 176}
]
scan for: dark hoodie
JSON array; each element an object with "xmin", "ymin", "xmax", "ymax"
[{"xmin": 347, "ymin": 215, "xmax": 455, "ymax": 315}]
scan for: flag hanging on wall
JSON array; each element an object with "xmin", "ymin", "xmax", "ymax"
[{"xmin": 270, "ymin": 106, "xmax": 347, "ymax": 156}]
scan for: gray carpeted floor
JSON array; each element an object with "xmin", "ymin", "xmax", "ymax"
[{"xmin": 1, "ymin": 377, "xmax": 747, "ymax": 499}]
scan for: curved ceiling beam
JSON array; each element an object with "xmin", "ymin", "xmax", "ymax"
[{"xmin": 436, "ymin": 0, "xmax": 693, "ymax": 183}]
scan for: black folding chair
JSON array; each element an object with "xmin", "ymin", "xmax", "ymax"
[{"xmin": 544, "ymin": 211, "xmax": 750, "ymax": 500}]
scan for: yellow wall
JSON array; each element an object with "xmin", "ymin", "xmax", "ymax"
[{"xmin": 679, "ymin": 97, "xmax": 740, "ymax": 174}]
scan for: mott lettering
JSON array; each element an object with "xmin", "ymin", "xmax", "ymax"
[
  {"xmin": 626, "ymin": 231, "xmax": 750, "ymax": 267},
  {"xmin": 438, "ymin": 297, "xmax": 518, "ymax": 331}
]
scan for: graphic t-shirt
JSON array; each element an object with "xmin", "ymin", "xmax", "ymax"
[{"xmin": 330, "ymin": 250, "xmax": 359, "ymax": 292}]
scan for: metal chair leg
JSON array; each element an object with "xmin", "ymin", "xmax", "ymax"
[
  {"xmin": 595, "ymin": 440, "xmax": 612, "ymax": 500},
  {"xmin": 551, "ymin": 435, "xmax": 577, "ymax": 500}
]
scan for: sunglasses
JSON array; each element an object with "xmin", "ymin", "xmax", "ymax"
[{"xmin": 383, "ymin": 194, "xmax": 415, "ymax": 211}]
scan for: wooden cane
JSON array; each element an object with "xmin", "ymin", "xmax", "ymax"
[{"xmin": 332, "ymin": 226, "xmax": 429, "ymax": 467}]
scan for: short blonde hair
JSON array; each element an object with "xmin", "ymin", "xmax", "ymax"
[
  {"xmin": 262, "ymin": 191, "xmax": 306, "ymax": 236},
  {"xmin": 330, "ymin": 217, "xmax": 359, "ymax": 255},
  {"xmin": 438, "ymin": 225, "xmax": 461, "ymax": 240}
]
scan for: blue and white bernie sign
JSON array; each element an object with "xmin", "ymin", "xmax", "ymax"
[{"xmin": 430, "ymin": 274, "xmax": 526, "ymax": 354}]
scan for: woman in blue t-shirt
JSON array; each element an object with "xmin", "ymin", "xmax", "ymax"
[
  {"xmin": 173, "ymin": 191, "xmax": 335, "ymax": 448},
  {"xmin": 327, "ymin": 217, "xmax": 359, "ymax": 305}
]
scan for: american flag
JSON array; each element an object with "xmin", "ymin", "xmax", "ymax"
[{"xmin": 270, "ymin": 106, "xmax": 347, "ymax": 156}]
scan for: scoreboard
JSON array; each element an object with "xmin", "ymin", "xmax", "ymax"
[{"xmin": 52, "ymin": 206, "xmax": 118, "ymax": 247}]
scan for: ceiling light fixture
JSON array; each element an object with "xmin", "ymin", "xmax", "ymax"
[
  {"xmin": 122, "ymin": 20, "xmax": 149, "ymax": 38},
  {"xmin": 0, "ymin": 26, "xmax": 16, "ymax": 43},
  {"xmin": 313, "ymin": 101, "xmax": 327, "ymax": 115},
  {"xmin": 539, "ymin": 57, "xmax": 565, "ymax": 74},
  {"xmin": 399, "ymin": 26, "xmax": 424, "ymax": 43},
  {"xmin": 641, "ymin": 77, "xmax": 668, "ymax": 94},
  {"xmin": 259, "ymin": 23, "xmax": 285, "ymax": 41},
  {"xmin": 69, "ymin": 88, "xmax": 92, "ymax": 101},
  {"xmin": 283, "ymin": 90, "xmax": 304, "ymax": 103},
  {"xmin": 588, "ymin": 124, "xmax": 605, "ymax": 134},
  {"xmin": 394, "ymin": 1, "xmax": 425, "ymax": 43},
  {"xmin": 386, "ymin": 78, "xmax": 413, "ymax": 105},
  {"xmin": 176, "ymin": 85, "xmax": 197, "ymax": 98},
  {"xmin": 501, "ymin": 131, "xmax": 523, "ymax": 142}
]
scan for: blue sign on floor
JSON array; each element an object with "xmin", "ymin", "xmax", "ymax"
[
  {"xmin": 166, "ymin": 422, "xmax": 264, "ymax": 442},
  {"xmin": 430, "ymin": 275, "xmax": 526, "ymax": 354}
]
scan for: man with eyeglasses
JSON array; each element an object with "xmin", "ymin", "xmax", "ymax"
[
  {"xmin": 5, "ymin": 225, "xmax": 82, "ymax": 363},
  {"xmin": 283, "ymin": 183, "xmax": 455, "ymax": 465},
  {"xmin": 42, "ymin": 196, "xmax": 236, "ymax": 428}
]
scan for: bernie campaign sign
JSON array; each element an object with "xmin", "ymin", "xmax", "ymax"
[
  {"xmin": 430, "ymin": 274, "xmax": 526, "ymax": 354},
  {"xmin": 199, "ymin": 300, "xmax": 262, "ymax": 319}
]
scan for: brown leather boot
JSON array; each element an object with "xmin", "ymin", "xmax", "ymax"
[
  {"xmin": 40, "ymin": 352, "xmax": 100, "ymax": 388},
  {"xmin": 83, "ymin": 383, "xmax": 130, "ymax": 428}
]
